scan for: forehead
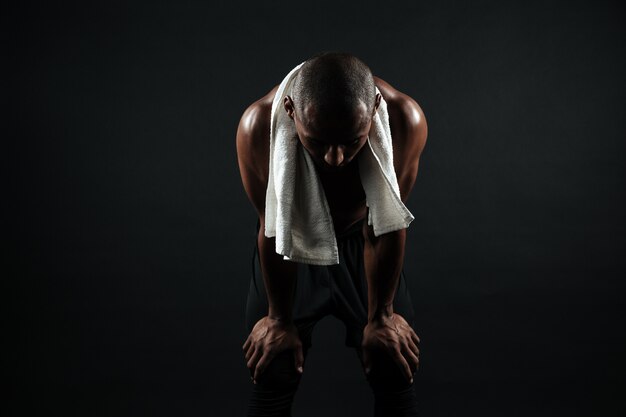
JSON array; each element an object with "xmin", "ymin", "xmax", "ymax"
[{"xmin": 300, "ymin": 101, "xmax": 371, "ymax": 137}]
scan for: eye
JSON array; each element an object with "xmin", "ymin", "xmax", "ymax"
[{"xmin": 350, "ymin": 138, "xmax": 360, "ymax": 145}]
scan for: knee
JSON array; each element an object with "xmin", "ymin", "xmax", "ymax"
[
  {"xmin": 247, "ymin": 350, "xmax": 303, "ymax": 417},
  {"xmin": 250, "ymin": 349, "xmax": 304, "ymax": 389},
  {"xmin": 365, "ymin": 349, "xmax": 415, "ymax": 392}
]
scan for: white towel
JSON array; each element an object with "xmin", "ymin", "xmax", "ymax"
[{"xmin": 264, "ymin": 61, "xmax": 414, "ymax": 265}]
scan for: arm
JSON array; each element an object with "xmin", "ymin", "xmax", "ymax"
[
  {"xmin": 363, "ymin": 91, "xmax": 428, "ymax": 321},
  {"xmin": 363, "ymin": 225, "xmax": 407, "ymax": 322},
  {"xmin": 257, "ymin": 218, "xmax": 298, "ymax": 321},
  {"xmin": 361, "ymin": 216, "xmax": 419, "ymax": 385},
  {"xmin": 236, "ymin": 99, "xmax": 304, "ymax": 382},
  {"xmin": 235, "ymin": 98, "xmax": 298, "ymax": 322},
  {"xmin": 360, "ymin": 91, "xmax": 428, "ymax": 382}
]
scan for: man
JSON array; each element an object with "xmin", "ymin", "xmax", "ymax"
[{"xmin": 236, "ymin": 52, "xmax": 428, "ymax": 416}]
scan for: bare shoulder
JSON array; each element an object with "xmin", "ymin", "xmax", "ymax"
[
  {"xmin": 236, "ymin": 84, "xmax": 279, "ymax": 151},
  {"xmin": 235, "ymin": 84, "xmax": 280, "ymax": 218},
  {"xmin": 372, "ymin": 76, "xmax": 428, "ymax": 202},
  {"xmin": 373, "ymin": 75, "xmax": 427, "ymax": 136}
]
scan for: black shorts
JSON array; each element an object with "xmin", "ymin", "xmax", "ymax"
[{"xmin": 245, "ymin": 218, "xmax": 416, "ymax": 350}]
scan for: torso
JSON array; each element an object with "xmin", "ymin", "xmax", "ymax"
[{"xmin": 254, "ymin": 76, "xmax": 403, "ymax": 236}]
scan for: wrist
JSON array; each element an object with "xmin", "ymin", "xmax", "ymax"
[
  {"xmin": 368, "ymin": 304, "xmax": 394, "ymax": 323},
  {"xmin": 267, "ymin": 312, "xmax": 293, "ymax": 324}
]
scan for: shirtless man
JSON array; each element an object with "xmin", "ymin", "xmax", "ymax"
[{"xmin": 236, "ymin": 52, "xmax": 428, "ymax": 416}]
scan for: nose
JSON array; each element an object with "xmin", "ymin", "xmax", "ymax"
[{"xmin": 324, "ymin": 145, "xmax": 345, "ymax": 167}]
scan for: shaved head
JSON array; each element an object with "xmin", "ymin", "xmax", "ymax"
[
  {"xmin": 291, "ymin": 51, "xmax": 377, "ymax": 123},
  {"xmin": 284, "ymin": 51, "xmax": 381, "ymax": 173}
]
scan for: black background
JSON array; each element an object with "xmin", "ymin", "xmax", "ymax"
[{"xmin": 10, "ymin": 0, "xmax": 626, "ymax": 416}]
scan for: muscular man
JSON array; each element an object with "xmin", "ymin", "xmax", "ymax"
[{"xmin": 236, "ymin": 52, "xmax": 428, "ymax": 416}]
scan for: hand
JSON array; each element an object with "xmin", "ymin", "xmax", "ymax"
[
  {"xmin": 242, "ymin": 316, "xmax": 304, "ymax": 383},
  {"xmin": 361, "ymin": 313, "xmax": 421, "ymax": 383}
]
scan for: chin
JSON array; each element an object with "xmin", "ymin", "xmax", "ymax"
[{"xmin": 319, "ymin": 163, "xmax": 348, "ymax": 173}]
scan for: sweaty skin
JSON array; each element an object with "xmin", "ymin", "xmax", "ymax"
[{"xmin": 236, "ymin": 76, "xmax": 428, "ymax": 385}]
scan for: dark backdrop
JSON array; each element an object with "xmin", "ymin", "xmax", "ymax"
[{"xmin": 10, "ymin": 0, "xmax": 625, "ymax": 416}]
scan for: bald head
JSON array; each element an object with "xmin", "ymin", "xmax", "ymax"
[{"xmin": 291, "ymin": 51, "xmax": 377, "ymax": 124}]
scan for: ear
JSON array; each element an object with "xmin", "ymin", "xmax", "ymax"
[
  {"xmin": 284, "ymin": 95, "xmax": 295, "ymax": 119},
  {"xmin": 373, "ymin": 93, "xmax": 382, "ymax": 115}
]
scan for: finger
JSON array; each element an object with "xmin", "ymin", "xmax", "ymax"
[
  {"xmin": 402, "ymin": 342, "xmax": 420, "ymax": 373},
  {"xmin": 245, "ymin": 344, "xmax": 256, "ymax": 362},
  {"xmin": 361, "ymin": 347, "xmax": 372, "ymax": 375},
  {"xmin": 411, "ymin": 329, "xmax": 421, "ymax": 344},
  {"xmin": 254, "ymin": 351, "xmax": 274, "ymax": 381},
  {"xmin": 294, "ymin": 344, "xmax": 304, "ymax": 374},
  {"xmin": 243, "ymin": 335, "xmax": 251, "ymax": 351},
  {"xmin": 392, "ymin": 347, "xmax": 413, "ymax": 383},
  {"xmin": 407, "ymin": 338, "xmax": 420, "ymax": 357},
  {"xmin": 247, "ymin": 346, "xmax": 262, "ymax": 371}
]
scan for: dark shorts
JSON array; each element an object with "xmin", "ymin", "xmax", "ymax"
[{"xmin": 245, "ymin": 218, "xmax": 416, "ymax": 350}]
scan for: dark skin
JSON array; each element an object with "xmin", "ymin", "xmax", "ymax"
[{"xmin": 236, "ymin": 76, "xmax": 428, "ymax": 386}]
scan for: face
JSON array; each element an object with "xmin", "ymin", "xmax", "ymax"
[{"xmin": 284, "ymin": 94, "xmax": 381, "ymax": 173}]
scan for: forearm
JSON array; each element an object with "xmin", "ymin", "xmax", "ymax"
[
  {"xmin": 363, "ymin": 227, "xmax": 407, "ymax": 322},
  {"xmin": 257, "ymin": 225, "xmax": 298, "ymax": 322}
]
